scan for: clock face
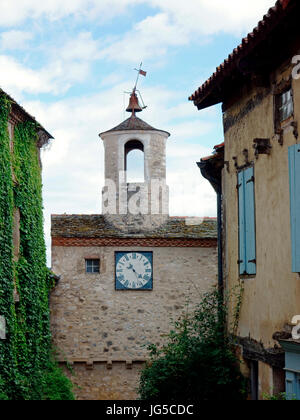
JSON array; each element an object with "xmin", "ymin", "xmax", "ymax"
[{"xmin": 115, "ymin": 251, "xmax": 153, "ymax": 290}]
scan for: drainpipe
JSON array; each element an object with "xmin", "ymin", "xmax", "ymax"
[
  {"xmin": 197, "ymin": 162, "xmax": 223, "ymax": 295},
  {"xmin": 216, "ymin": 191, "xmax": 223, "ymax": 294}
]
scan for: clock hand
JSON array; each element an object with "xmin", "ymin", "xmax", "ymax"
[
  {"xmin": 127, "ymin": 264, "xmax": 138, "ymax": 275},
  {"xmin": 128, "ymin": 266, "xmax": 142, "ymax": 279},
  {"xmin": 126, "ymin": 263, "xmax": 144, "ymax": 280}
]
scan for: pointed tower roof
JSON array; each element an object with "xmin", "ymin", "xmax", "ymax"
[
  {"xmin": 100, "ymin": 115, "xmax": 170, "ymax": 136},
  {"xmin": 100, "ymin": 89, "xmax": 170, "ymax": 137}
]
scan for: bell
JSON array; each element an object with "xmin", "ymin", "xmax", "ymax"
[{"xmin": 126, "ymin": 91, "xmax": 142, "ymax": 113}]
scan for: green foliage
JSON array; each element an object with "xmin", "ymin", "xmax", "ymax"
[
  {"xmin": 139, "ymin": 288, "xmax": 247, "ymax": 401},
  {"xmin": 263, "ymin": 392, "xmax": 296, "ymax": 401},
  {"xmin": 0, "ymin": 95, "xmax": 18, "ymax": 399},
  {"xmin": 39, "ymin": 361, "xmax": 75, "ymax": 401},
  {"xmin": 0, "ymin": 94, "xmax": 74, "ymax": 400},
  {"xmin": 0, "ymin": 374, "xmax": 9, "ymax": 400}
]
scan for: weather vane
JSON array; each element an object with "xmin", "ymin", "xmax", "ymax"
[
  {"xmin": 123, "ymin": 63, "xmax": 148, "ymax": 118},
  {"xmin": 128, "ymin": 63, "xmax": 147, "ymax": 105},
  {"xmin": 133, "ymin": 62, "xmax": 147, "ymax": 91}
]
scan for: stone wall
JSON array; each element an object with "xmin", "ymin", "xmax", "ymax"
[
  {"xmin": 222, "ymin": 58, "xmax": 300, "ymax": 396},
  {"xmin": 50, "ymin": 244, "xmax": 217, "ymax": 400},
  {"xmin": 62, "ymin": 361, "xmax": 145, "ymax": 400},
  {"xmin": 223, "ymin": 59, "xmax": 300, "ymax": 347}
]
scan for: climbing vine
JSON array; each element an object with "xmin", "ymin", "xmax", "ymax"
[
  {"xmin": 0, "ymin": 94, "xmax": 16, "ymax": 400},
  {"xmin": 0, "ymin": 94, "xmax": 74, "ymax": 400}
]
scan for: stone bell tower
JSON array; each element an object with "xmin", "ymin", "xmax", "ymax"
[
  {"xmin": 51, "ymin": 81, "xmax": 218, "ymax": 401},
  {"xmin": 100, "ymin": 89, "xmax": 170, "ymax": 231}
]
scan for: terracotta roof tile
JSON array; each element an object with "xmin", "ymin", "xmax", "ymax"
[
  {"xmin": 189, "ymin": 0, "xmax": 294, "ymax": 108},
  {"xmin": 214, "ymin": 142, "xmax": 224, "ymax": 150}
]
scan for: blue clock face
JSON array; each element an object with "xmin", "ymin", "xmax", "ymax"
[{"xmin": 115, "ymin": 252, "xmax": 153, "ymax": 290}]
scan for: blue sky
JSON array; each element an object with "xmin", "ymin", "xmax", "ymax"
[{"xmin": 0, "ymin": 0, "xmax": 276, "ymax": 263}]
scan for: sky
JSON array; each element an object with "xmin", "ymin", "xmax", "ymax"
[{"xmin": 0, "ymin": 0, "xmax": 276, "ymax": 264}]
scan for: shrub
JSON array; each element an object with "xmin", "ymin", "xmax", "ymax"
[
  {"xmin": 139, "ymin": 288, "xmax": 247, "ymax": 401},
  {"xmin": 263, "ymin": 392, "xmax": 296, "ymax": 401},
  {"xmin": 40, "ymin": 362, "xmax": 75, "ymax": 401}
]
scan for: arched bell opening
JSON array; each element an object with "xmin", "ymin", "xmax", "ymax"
[{"xmin": 125, "ymin": 139, "xmax": 145, "ymax": 183}]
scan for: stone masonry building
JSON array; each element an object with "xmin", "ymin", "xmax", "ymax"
[
  {"xmin": 190, "ymin": 0, "xmax": 300, "ymax": 400},
  {"xmin": 50, "ymin": 89, "xmax": 217, "ymax": 400}
]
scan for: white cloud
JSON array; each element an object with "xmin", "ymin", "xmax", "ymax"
[
  {"xmin": 0, "ymin": 54, "xmax": 78, "ymax": 97},
  {"xmin": 0, "ymin": 32, "xmax": 102, "ymax": 96},
  {"xmin": 0, "ymin": 55, "xmax": 51, "ymax": 95},
  {"xmin": 0, "ymin": 30, "xmax": 33, "ymax": 50},
  {"xmin": 55, "ymin": 32, "xmax": 100, "ymax": 62},
  {"xmin": 99, "ymin": 73, "xmax": 125, "ymax": 88},
  {"xmin": 166, "ymin": 121, "xmax": 213, "ymax": 141},
  {"xmin": 99, "ymin": 13, "xmax": 189, "ymax": 63},
  {"xmin": 96, "ymin": 0, "xmax": 276, "ymax": 64},
  {"xmin": 0, "ymin": 0, "xmax": 276, "ymax": 34},
  {"xmin": 148, "ymin": 0, "xmax": 277, "ymax": 37},
  {"xmin": 0, "ymin": 0, "xmax": 142, "ymax": 26},
  {"xmin": 166, "ymin": 142, "xmax": 217, "ymax": 217},
  {"xmin": 168, "ymin": 170, "xmax": 216, "ymax": 217},
  {"xmin": 41, "ymin": 32, "xmax": 101, "ymax": 93},
  {"xmin": 0, "ymin": 1, "xmax": 278, "ymax": 95}
]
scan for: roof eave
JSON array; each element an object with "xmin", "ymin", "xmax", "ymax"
[
  {"xmin": 99, "ymin": 128, "xmax": 170, "ymax": 138},
  {"xmin": 189, "ymin": 0, "xmax": 296, "ymax": 110},
  {"xmin": 1, "ymin": 88, "xmax": 54, "ymax": 145}
]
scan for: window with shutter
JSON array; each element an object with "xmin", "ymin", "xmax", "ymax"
[
  {"xmin": 278, "ymin": 88, "xmax": 294, "ymax": 123},
  {"xmin": 274, "ymin": 86, "xmax": 294, "ymax": 132},
  {"xmin": 288, "ymin": 144, "xmax": 300, "ymax": 273},
  {"xmin": 238, "ymin": 167, "xmax": 256, "ymax": 276},
  {"xmin": 286, "ymin": 371, "xmax": 300, "ymax": 400},
  {"xmin": 280, "ymin": 341, "xmax": 300, "ymax": 400}
]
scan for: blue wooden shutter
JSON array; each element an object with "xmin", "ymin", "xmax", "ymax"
[
  {"xmin": 286, "ymin": 371, "xmax": 296, "ymax": 400},
  {"xmin": 238, "ymin": 167, "xmax": 256, "ymax": 275},
  {"xmin": 238, "ymin": 171, "xmax": 246, "ymax": 275},
  {"xmin": 244, "ymin": 167, "xmax": 256, "ymax": 275},
  {"xmin": 286, "ymin": 371, "xmax": 300, "ymax": 400},
  {"xmin": 289, "ymin": 144, "xmax": 300, "ymax": 273}
]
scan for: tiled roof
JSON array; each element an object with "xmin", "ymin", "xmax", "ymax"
[
  {"xmin": 189, "ymin": 0, "xmax": 294, "ymax": 109},
  {"xmin": 200, "ymin": 142, "xmax": 224, "ymax": 162},
  {"xmin": 100, "ymin": 115, "xmax": 170, "ymax": 136},
  {"xmin": 214, "ymin": 142, "xmax": 224, "ymax": 151},
  {"xmin": 51, "ymin": 215, "xmax": 217, "ymax": 239}
]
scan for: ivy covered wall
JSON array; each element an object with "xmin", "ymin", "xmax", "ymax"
[{"xmin": 0, "ymin": 94, "xmax": 73, "ymax": 400}]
